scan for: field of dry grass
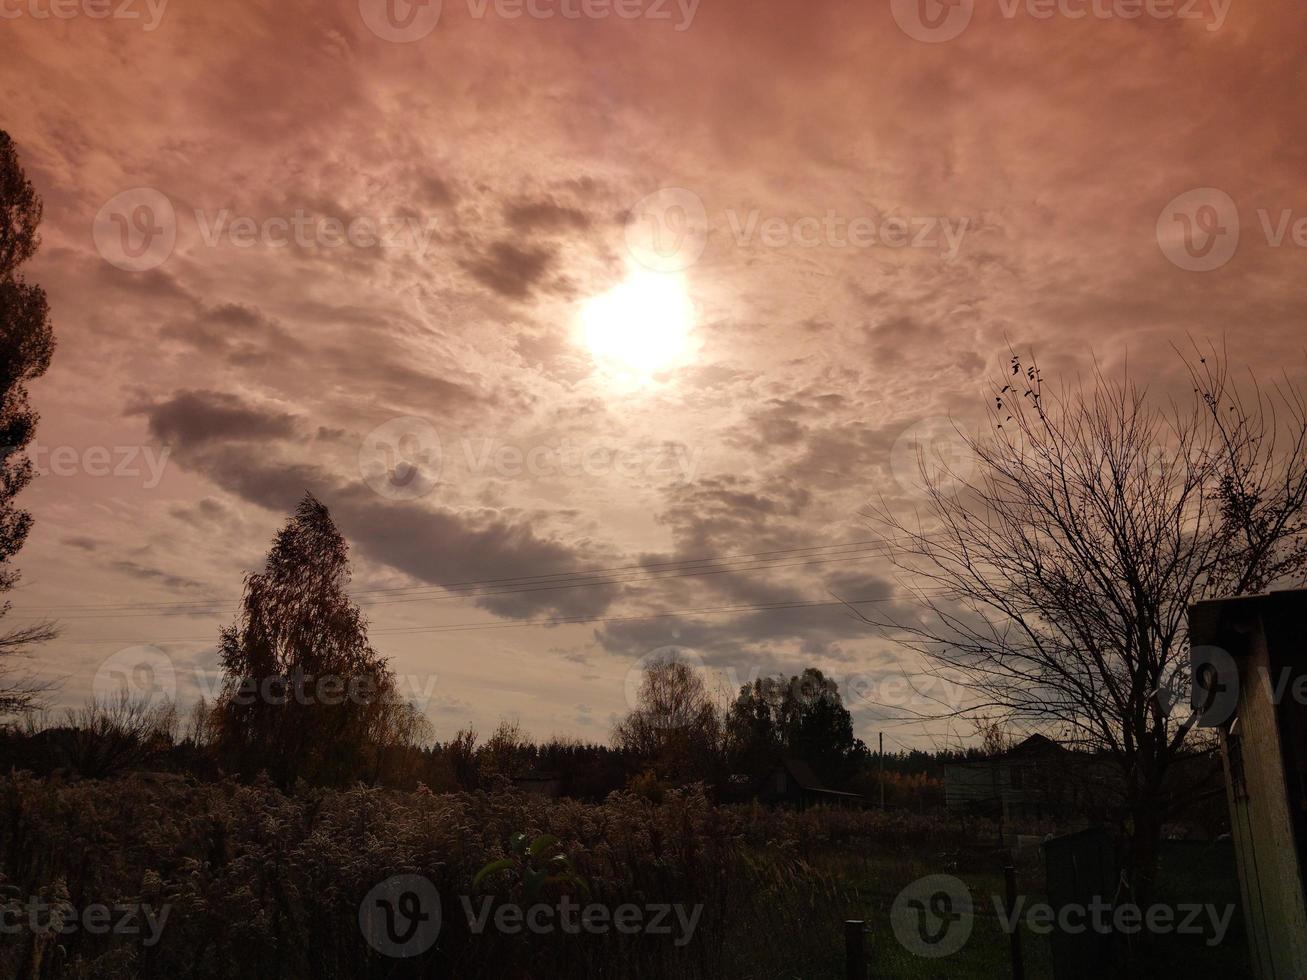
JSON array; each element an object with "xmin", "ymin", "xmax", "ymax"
[{"xmin": 0, "ymin": 774, "xmax": 1241, "ymax": 979}]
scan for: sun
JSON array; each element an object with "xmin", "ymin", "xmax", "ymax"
[{"xmin": 578, "ymin": 266, "xmax": 695, "ymax": 381}]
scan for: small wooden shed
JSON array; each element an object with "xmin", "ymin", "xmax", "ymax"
[
  {"xmin": 759, "ymin": 758, "xmax": 869, "ymax": 809},
  {"xmin": 1189, "ymin": 588, "xmax": 1307, "ymax": 979}
]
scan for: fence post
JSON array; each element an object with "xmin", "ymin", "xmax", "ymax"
[
  {"xmin": 1005, "ymin": 865, "xmax": 1025, "ymax": 980},
  {"xmin": 845, "ymin": 919, "xmax": 866, "ymax": 980}
]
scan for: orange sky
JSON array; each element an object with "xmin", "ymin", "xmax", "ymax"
[{"xmin": 2, "ymin": 0, "xmax": 1305, "ymax": 747}]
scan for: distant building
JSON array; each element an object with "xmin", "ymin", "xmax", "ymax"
[
  {"xmin": 511, "ymin": 770, "xmax": 563, "ymax": 798},
  {"xmin": 759, "ymin": 757, "xmax": 869, "ymax": 809},
  {"xmin": 943, "ymin": 734, "xmax": 1111, "ymax": 823},
  {"xmin": 944, "ymin": 732, "xmax": 1222, "ymax": 832}
]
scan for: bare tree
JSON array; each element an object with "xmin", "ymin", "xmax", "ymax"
[
  {"xmin": 859, "ymin": 347, "xmax": 1307, "ymax": 901},
  {"xmin": 0, "ymin": 622, "xmax": 56, "ymax": 716},
  {"xmin": 613, "ymin": 654, "xmax": 723, "ymax": 785},
  {"xmin": 64, "ymin": 691, "xmax": 178, "ymax": 778}
]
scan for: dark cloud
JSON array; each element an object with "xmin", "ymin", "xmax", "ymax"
[
  {"xmin": 110, "ymin": 559, "xmax": 209, "ymax": 593},
  {"xmin": 655, "ymin": 476, "xmax": 812, "ymax": 555},
  {"xmin": 161, "ymin": 302, "xmax": 304, "ymax": 365},
  {"xmin": 505, "ymin": 199, "xmax": 590, "ymax": 233},
  {"xmin": 141, "ymin": 396, "xmax": 622, "ymax": 621},
  {"xmin": 167, "ymin": 497, "xmax": 232, "ymax": 525},
  {"xmin": 419, "ymin": 175, "xmax": 456, "ymax": 208},
  {"xmin": 136, "ymin": 390, "xmax": 300, "ymax": 447},
  {"xmin": 462, "ymin": 242, "xmax": 555, "ymax": 300}
]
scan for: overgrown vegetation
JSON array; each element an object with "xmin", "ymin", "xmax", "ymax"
[{"xmin": 0, "ymin": 774, "xmax": 893, "ymax": 979}]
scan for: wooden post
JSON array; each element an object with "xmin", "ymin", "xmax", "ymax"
[
  {"xmin": 878, "ymin": 732, "xmax": 885, "ymax": 810},
  {"xmin": 845, "ymin": 919, "xmax": 866, "ymax": 980},
  {"xmin": 1004, "ymin": 865, "xmax": 1025, "ymax": 980}
]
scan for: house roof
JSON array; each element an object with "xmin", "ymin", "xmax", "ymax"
[
  {"xmin": 775, "ymin": 758, "xmax": 866, "ymax": 799},
  {"xmin": 996, "ymin": 733, "xmax": 1067, "ymax": 760},
  {"xmin": 942, "ymin": 733, "xmax": 1070, "ymax": 770},
  {"xmin": 780, "ymin": 757, "xmax": 826, "ymax": 790}
]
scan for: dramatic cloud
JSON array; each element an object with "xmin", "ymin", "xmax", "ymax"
[{"xmin": 5, "ymin": 0, "xmax": 1306, "ymax": 743}]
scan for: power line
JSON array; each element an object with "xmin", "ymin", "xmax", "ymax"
[
  {"xmin": 26, "ymin": 538, "xmax": 899, "ymax": 611},
  {"xmin": 21, "ymin": 537, "xmax": 915, "ymax": 618},
  {"xmin": 40, "ymin": 546, "xmax": 900, "ymax": 621},
  {"xmin": 37, "ymin": 593, "xmax": 913, "ymax": 645}
]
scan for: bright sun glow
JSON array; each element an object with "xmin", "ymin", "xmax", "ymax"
[{"xmin": 579, "ymin": 266, "xmax": 695, "ymax": 381}]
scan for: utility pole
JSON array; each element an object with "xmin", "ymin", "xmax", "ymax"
[{"xmin": 878, "ymin": 732, "xmax": 885, "ymax": 810}]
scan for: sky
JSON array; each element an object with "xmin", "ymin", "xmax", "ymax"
[{"xmin": 1, "ymin": 0, "xmax": 1305, "ymax": 749}]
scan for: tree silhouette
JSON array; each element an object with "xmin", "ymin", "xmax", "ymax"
[
  {"xmin": 613, "ymin": 654, "xmax": 722, "ymax": 786},
  {"xmin": 212, "ymin": 492, "xmax": 425, "ymax": 785},
  {"xmin": 726, "ymin": 668, "xmax": 868, "ymax": 787},
  {"xmin": 860, "ymin": 347, "xmax": 1307, "ymax": 905},
  {"xmin": 0, "ymin": 130, "xmax": 57, "ymax": 716}
]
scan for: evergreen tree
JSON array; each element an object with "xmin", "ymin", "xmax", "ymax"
[{"xmin": 0, "ymin": 130, "xmax": 57, "ymax": 715}]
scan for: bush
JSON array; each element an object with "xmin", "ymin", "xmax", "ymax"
[{"xmin": 0, "ymin": 774, "xmax": 859, "ymax": 979}]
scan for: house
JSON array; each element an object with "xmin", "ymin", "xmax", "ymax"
[
  {"xmin": 511, "ymin": 770, "xmax": 563, "ymax": 798},
  {"xmin": 943, "ymin": 734, "xmax": 1111, "ymax": 823},
  {"xmin": 1189, "ymin": 588, "xmax": 1307, "ymax": 980},
  {"xmin": 759, "ymin": 757, "xmax": 869, "ymax": 809}
]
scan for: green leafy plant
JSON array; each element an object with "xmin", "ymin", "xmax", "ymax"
[{"xmin": 473, "ymin": 832, "xmax": 590, "ymax": 900}]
